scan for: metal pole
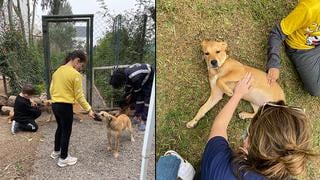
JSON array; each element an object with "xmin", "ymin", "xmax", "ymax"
[
  {"xmin": 42, "ymin": 18, "xmax": 51, "ymax": 99},
  {"xmin": 89, "ymin": 16, "xmax": 94, "ymax": 104},
  {"xmin": 140, "ymin": 76, "xmax": 155, "ymax": 180}
]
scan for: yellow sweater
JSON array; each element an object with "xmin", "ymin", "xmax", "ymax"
[
  {"xmin": 50, "ymin": 65, "xmax": 91, "ymax": 112},
  {"xmin": 281, "ymin": 0, "xmax": 320, "ymax": 49}
]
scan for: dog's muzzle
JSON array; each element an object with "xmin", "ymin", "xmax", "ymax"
[
  {"xmin": 93, "ymin": 113, "xmax": 102, "ymax": 121},
  {"xmin": 210, "ymin": 60, "xmax": 218, "ymax": 68}
]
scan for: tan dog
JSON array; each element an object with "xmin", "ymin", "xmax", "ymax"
[
  {"xmin": 1, "ymin": 106, "xmax": 14, "ymax": 124},
  {"xmin": 98, "ymin": 111, "xmax": 135, "ymax": 158},
  {"xmin": 186, "ymin": 40, "xmax": 285, "ymax": 128}
]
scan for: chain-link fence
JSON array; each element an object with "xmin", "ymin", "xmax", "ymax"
[{"xmin": 1, "ymin": 0, "xmax": 155, "ymax": 111}]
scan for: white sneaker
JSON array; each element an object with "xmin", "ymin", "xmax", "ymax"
[
  {"xmin": 50, "ymin": 151, "xmax": 60, "ymax": 159},
  {"xmin": 11, "ymin": 120, "xmax": 18, "ymax": 135},
  {"xmin": 164, "ymin": 150, "xmax": 195, "ymax": 180},
  {"xmin": 57, "ymin": 155, "xmax": 77, "ymax": 167}
]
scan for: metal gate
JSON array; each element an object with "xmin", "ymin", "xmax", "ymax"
[{"xmin": 42, "ymin": 14, "xmax": 94, "ymax": 104}]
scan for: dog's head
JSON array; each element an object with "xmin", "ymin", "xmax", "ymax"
[
  {"xmin": 97, "ymin": 111, "xmax": 112, "ymax": 121},
  {"xmin": 42, "ymin": 100, "xmax": 51, "ymax": 107},
  {"xmin": 201, "ymin": 40, "xmax": 228, "ymax": 69}
]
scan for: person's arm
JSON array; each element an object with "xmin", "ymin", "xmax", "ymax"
[
  {"xmin": 73, "ymin": 74, "xmax": 95, "ymax": 118},
  {"xmin": 209, "ymin": 73, "xmax": 253, "ymax": 140},
  {"xmin": 17, "ymin": 97, "xmax": 40, "ymax": 116},
  {"xmin": 124, "ymin": 84, "xmax": 133, "ymax": 99},
  {"xmin": 266, "ymin": 23, "xmax": 287, "ymax": 85},
  {"xmin": 266, "ymin": 2, "xmax": 312, "ymax": 85}
]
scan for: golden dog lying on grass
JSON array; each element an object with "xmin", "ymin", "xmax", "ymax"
[
  {"xmin": 97, "ymin": 111, "xmax": 135, "ymax": 158},
  {"xmin": 186, "ymin": 40, "xmax": 285, "ymax": 128}
]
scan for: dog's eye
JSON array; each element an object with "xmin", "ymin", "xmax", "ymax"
[
  {"xmin": 216, "ymin": 51, "xmax": 220, "ymax": 53},
  {"xmin": 204, "ymin": 52, "xmax": 209, "ymax": 55}
]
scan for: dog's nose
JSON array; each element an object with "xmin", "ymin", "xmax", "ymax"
[{"xmin": 211, "ymin": 60, "xmax": 218, "ymax": 67}]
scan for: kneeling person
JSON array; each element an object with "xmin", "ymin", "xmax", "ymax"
[{"xmin": 11, "ymin": 84, "xmax": 41, "ymax": 134}]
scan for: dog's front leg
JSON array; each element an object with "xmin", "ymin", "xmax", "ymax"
[
  {"xmin": 113, "ymin": 132, "xmax": 120, "ymax": 158},
  {"xmin": 216, "ymin": 71, "xmax": 244, "ymax": 96},
  {"xmin": 78, "ymin": 113, "xmax": 84, "ymax": 122},
  {"xmin": 107, "ymin": 130, "xmax": 112, "ymax": 151},
  {"xmin": 186, "ymin": 86, "xmax": 223, "ymax": 128},
  {"xmin": 217, "ymin": 78, "xmax": 234, "ymax": 96},
  {"xmin": 47, "ymin": 113, "xmax": 52, "ymax": 122}
]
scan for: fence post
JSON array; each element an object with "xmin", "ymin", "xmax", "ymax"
[{"xmin": 140, "ymin": 75, "xmax": 155, "ymax": 180}]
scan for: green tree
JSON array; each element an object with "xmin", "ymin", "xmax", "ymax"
[
  {"xmin": 0, "ymin": 29, "xmax": 42, "ymax": 94},
  {"xmin": 48, "ymin": 2, "xmax": 76, "ymax": 70}
]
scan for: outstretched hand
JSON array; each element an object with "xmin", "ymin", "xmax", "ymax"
[
  {"xmin": 88, "ymin": 109, "xmax": 95, "ymax": 119},
  {"xmin": 267, "ymin": 68, "xmax": 279, "ymax": 85},
  {"xmin": 234, "ymin": 72, "xmax": 253, "ymax": 98}
]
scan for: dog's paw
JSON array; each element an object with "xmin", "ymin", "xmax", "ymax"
[
  {"xmin": 131, "ymin": 137, "xmax": 135, "ymax": 142},
  {"xmin": 186, "ymin": 120, "xmax": 197, "ymax": 128},
  {"xmin": 107, "ymin": 146, "xmax": 112, "ymax": 151},
  {"xmin": 225, "ymin": 90, "xmax": 233, "ymax": 97},
  {"xmin": 113, "ymin": 152, "xmax": 119, "ymax": 158}
]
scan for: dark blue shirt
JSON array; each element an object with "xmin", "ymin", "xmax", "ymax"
[{"xmin": 201, "ymin": 136, "xmax": 266, "ymax": 180}]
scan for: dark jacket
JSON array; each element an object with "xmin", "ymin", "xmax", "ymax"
[
  {"xmin": 13, "ymin": 95, "xmax": 41, "ymax": 123},
  {"xmin": 124, "ymin": 63, "xmax": 153, "ymax": 97}
]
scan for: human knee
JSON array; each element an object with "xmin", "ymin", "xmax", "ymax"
[{"xmin": 308, "ymin": 88, "xmax": 320, "ymax": 96}]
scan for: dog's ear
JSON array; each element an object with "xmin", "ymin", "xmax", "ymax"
[
  {"xmin": 99, "ymin": 111, "xmax": 105, "ymax": 117},
  {"xmin": 201, "ymin": 40, "xmax": 208, "ymax": 49},
  {"xmin": 221, "ymin": 42, "xmax": 228, "ymax": 50}
]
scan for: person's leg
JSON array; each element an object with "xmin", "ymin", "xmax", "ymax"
[
  {"xmin": 59, "ymin": 104, "xmax": 73, "ymax": 159},
  {"xmin": 52, "ymin": 103, "xmax": 62, "ymax": 152},
  {"xmin": 156, "ymin": 155, "xmax": 181, "ymax": 180},
  {"xmin": 286, "ymin": 45, "xmax": 320, "ymax": 96},
  {"xmin": 32, "ymin": 109, "xmax": 41, "ymax": 120},
  {"xmin": 141, "ymin": 82, "xmax": 152, "ymax": 121},
  {"xmin": 133, "ymin": 91, "xmax": 144, "ymax": 123},
  {"xmin": 52, "ymin": 103, "xmax": 73, "ymax": 159},
  {"xmin": 17, "ymin": 120, "xmax": 38, "ymax": 132}
]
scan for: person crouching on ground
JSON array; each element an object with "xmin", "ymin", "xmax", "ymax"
[
  {"xmin": 11, "ymin": 83, "xmax": 41, "ymax": 134},
  {"xmin": 109, "ymin": 63, "xmax": 154, "ymax": 131}
]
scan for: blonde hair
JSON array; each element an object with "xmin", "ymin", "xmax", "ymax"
[{"xmin": 232, "ymin": 104, "xmax": 316, "ymax": 179}]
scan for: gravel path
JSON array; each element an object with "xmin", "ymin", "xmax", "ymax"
[{"xmin": 29, "ymin": 114, "xmax": 155, "ymax": 180}]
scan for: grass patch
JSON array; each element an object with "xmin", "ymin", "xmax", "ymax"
[{"xmin": 157, "ymin": 0, "xmax": 320, "ymax": 178}]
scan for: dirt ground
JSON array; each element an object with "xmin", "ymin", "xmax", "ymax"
[{"xmin": 0, "ymin": 113, "xmax": 155, "ymax": 179}]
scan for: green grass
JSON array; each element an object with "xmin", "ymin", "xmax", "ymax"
[{"xmin": 157, "ymin": 0, "xmax": 320, "ymax": 178}]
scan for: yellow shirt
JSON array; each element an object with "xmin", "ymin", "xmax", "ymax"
[
  {"xmin": 50, "ymin": 65, "xmax": 91, "ymax": 111},
  {"xmin": 281, "ymin": 0, "xmax": 320, "ymax": 49}
]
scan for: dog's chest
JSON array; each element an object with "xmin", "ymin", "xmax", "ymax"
[
  {"xmin": 209, "ymin": 75, "xmax": 218, "ymax": 87},
  {"xmin": 107, "ymin": 121, "xmax": 125, "ymax": 131}
]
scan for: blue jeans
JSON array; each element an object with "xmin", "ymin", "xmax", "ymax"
[{"xmin": 156, "ymin": 155, "xmax": 181, "ymax": 180}]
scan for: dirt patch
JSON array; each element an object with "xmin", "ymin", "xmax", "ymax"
[
  {"xmin": 0, "ymin": 115, "xmax": 43, "ymax": 179},
  {"xmin": 0, "ymin": 113, "xmax": 155, "ymax": 179}
]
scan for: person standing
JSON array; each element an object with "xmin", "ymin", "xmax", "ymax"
[{"xmin": 49, "ymin": 50, "xmax": 95, "ymax": 167}]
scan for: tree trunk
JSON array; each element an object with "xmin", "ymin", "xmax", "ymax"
[
  {"xmin": 27, "ymin": 0, "xmax": 31, "ymax": 44},
  {"xmin": 13, "ymin": 0, "xmax": 27, "ymax": 42},
  {"xmin": 51, "ymin": 0, "xmax": 60, "ymax": 15},
  {"xmin": 31, "ymin": 0, "xmax": 37, "ymax": 44},
  {"xmin": 7, "ymin": 0, "xmax": 13, "ymax": 30},
  {"xmin": 0, "ymin": 5, "xmax": 6, "ymax": 26}
]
